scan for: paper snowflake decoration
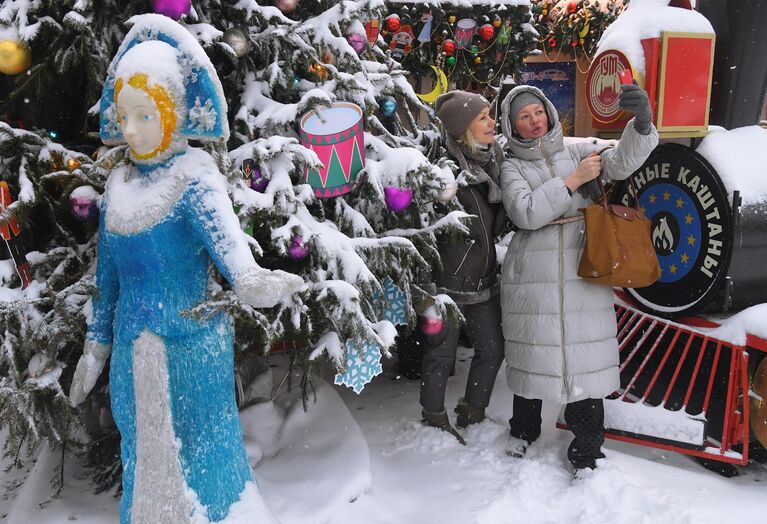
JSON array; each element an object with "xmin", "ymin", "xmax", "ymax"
[
  {"xmin": 334, "ymin": 340, "xmax": 383, "ymax": 394},
  {"xmin": 372, "ymin": 277, "xmax": 407, "ymax": 326},
  {"xmin": 188, "ymin": 97, "xmax": 217, "ymax": 133}
]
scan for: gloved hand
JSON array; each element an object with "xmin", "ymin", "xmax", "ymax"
[
  {"xmin": 234, "ymin": 266, "xmax": 303, "ymax": 308},
  {"xmin": 70, "ymin": 339, "xmax": 111, "ymax": 406},
  {"xmin": 619, "ymin": 82, "xmax": 653, "ymax": 135}
]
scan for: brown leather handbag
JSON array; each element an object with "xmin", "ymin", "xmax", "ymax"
[{"xmin": 577, "ymin": 177, "xmax": 660, "ymax": 288}]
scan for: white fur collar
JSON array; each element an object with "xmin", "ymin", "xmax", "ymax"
[{"xmin": 104, "ymin": 149, "xmax": 213, "ymax": 235}]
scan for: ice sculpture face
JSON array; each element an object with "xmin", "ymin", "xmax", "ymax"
[{"xmin": 115, "ymin": 74, "xmax": 176, "ymax": 159}]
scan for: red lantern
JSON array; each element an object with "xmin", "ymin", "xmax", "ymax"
[
  {"xmin": 567, "ymin": 1, "xmax": 578, "ymax": 14},
  {"xmin": 548, "ymin": 37, "xmax": 557, "ymax": 48},
  {"xmin": 441, "ymin": 39, "xmax": 455, "ymax": 56},
  {"xmin": 385, "ymin": 14, "xmax": 401, "ymax": 33},
  {"xmin": 478, "ymin": 23, "xmax": 494, "ymax": 42}
]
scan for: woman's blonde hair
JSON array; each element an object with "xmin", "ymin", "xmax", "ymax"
[{"xmin": 459, "ymin": 128, "xmax": 478, "ymax": 153}]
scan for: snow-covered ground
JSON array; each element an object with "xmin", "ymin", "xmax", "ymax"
[{"xmin": 3, "ymin": 346, "xmax": 766, "ymax": 523}]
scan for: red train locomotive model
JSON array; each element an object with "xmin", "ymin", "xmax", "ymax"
[{"xmin": 560, "ymin": 1, "xmax": 767, "ymax": 470}]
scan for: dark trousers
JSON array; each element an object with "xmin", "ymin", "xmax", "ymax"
[
  {"xmin": 509, "ymin": 394, "xmax": 606, "ymax": 469},
  {"xmin": 419, "ymin": 295, "xmax": 505, "ymax": 413}
]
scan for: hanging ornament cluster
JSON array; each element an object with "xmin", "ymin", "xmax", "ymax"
[
  {"xmin": 530, "ymin": 0, "xmax": 627, "ymax": 57},
  {"xmin": 0, "ymin": 38, "xmax": 32, "ymax": 75},
  {"xmin": 151, "ymin": 0, "xmax": 191, "ymax": 20},
  {"xmin": 379, "ymin": 4, "xmax": 538, "ymax": 91}
]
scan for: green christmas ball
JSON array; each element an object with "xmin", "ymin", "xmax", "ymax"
[{"xmin": 446, "ymin": 55, "xmax": 456, "ymax": 67}]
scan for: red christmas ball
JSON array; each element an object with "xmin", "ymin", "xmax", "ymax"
[
  {"xmin": 385, "ymin": 14, "xmax": 401, "ymax": 33},
  {"xmin": 478, "ymin": 23, "xmax": 494, "ymax": 42},
  {"xmin": 548, "ymin": 37, "xmax": 557, "ymax": 48},
  {"xmin": 571, "ymin": 38, "xmax": 579, "ymax": 47},
  {"xmin": 441, "ymin": 39, "xmax": 455, "ymax": 56},
  {"xmin": 567, "ymin": 1, "xmax": 578, "ymax": 14}
]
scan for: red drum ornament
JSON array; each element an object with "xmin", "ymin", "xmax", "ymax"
[
  {"xmin": 454, "ymin": 18, "xmax": 477, "ymax": 50},
  {"xmin": 300, "ymin": 102, "xmax": 365, "ymax": 198}
]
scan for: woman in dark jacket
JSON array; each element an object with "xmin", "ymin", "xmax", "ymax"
[{"xmin": 419, "ymin": 91, "xmax": 507, "ymax": 444}]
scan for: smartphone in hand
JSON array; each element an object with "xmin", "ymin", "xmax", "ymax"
[{"xmin": 618, "ymin": 69, "xmax": 633, "ymax": 85}]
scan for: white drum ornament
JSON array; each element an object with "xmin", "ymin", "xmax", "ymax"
[{"xmin": 300, "ymin": 102, "xmax": 365, "ymax": 198}]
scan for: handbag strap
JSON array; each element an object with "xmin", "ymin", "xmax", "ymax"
[{"xmin": 593, "ymin": 147, "xmax": 640, "ymax": 212}]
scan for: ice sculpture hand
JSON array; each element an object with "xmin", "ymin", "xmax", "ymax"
[
  {"xmin": 234, "ymin": 266, "xmax": 303, "ymax": 308},
  {"xmin": 69, "ymin": 339, "xmax": 112, "ymax": 406}
]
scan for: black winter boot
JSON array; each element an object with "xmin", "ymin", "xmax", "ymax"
[
  {"xmin": 454, "ymin": 397, "xmax": 485, "ymax": 428},
  {"xmin": 421, "ymin": 409, "xmax": 466, "ymax": 445}
]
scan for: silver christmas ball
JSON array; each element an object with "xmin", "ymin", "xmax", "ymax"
[{"xmin": 223, "ymin": 27, "xmax": 250, "ymax": 58}]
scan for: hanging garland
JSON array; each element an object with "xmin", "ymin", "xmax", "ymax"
[
  {"xmin": 380, "ymin": 1, "xmax": 538, "ymax": 92},
  {"xmin": 531, "ymin": 0, "xmax": 628, "ymax": 60}
]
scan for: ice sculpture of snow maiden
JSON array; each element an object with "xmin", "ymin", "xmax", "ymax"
[{"xmin": 68, "ymin": 14, "xmax": 301, "ymax": 524}]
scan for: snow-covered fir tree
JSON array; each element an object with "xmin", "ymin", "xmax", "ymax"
[
  {"xmin": 0, "ymin": 0, "xmax": 539, "ymax": 492},
  {"xmin": 0, "ymin": 0, "xmax": 479, "ymax": 490}
]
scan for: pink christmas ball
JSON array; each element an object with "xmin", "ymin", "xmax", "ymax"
[
  {"xmin": 151, "ymin": 0, "xmax": 191, "ymax": 20},
  {"xmin": 287, "ymin": 235, "xmax": 310, "ymax": 260},
  {"xmin": 273, "ymin": 0, "xmax": 300, "ymax": 14},
  {"xmin": 71, "ymin": 196, "xmax": 98, "ymax": 221},
  {"xmin": 384, "ymin": 187, "xmax": 413, "ymax": 212},
  {"xmin": 420, "ymin": 316, "xmax": 445, "ymax": 336},
  {"xmin": 346, "ymin": 32, "xmax": 367, "ymax": 54}
]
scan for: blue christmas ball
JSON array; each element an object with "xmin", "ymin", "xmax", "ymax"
[{"xmin": 380, "ymin": 97, "xmax": 397, "ymax": 117}]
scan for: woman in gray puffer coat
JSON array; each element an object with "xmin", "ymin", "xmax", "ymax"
[{"xmin": 498, "ymin": 84, "xmax": 658, "ymax": 472}]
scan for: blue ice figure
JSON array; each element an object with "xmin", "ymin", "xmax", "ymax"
[{"xmin": 69, "ymin": 14, "xmax": 300, "ymax": 524}]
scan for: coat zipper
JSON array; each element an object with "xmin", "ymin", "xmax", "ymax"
[
  {"xmin": 469, "ymin": 189, "xmax": 492, "ymax": 276},
  {"xmin": 559, "ymin": 220, "xmax": 570, "ymax": 399},
  {"xmin": 454, "ymin": 239, "xmax": 476, "ymax": 275}
]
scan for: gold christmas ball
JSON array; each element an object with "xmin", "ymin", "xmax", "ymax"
[
  {"xmin": 474, "ymin": 56, "xmax": 481, "ymax": 64},
  {"xmin": 67, "ymin": 158, "xmax": 81, "ymax": 171},
  {"xmin": 0, "ymin": 39, "xmax": 32, "ymax": 75}
]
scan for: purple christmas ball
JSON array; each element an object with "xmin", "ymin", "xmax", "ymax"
[
  {"xmin": 250, "ymin": 167, "xmax": 269, "ymax": 192},
  {"xmin": 287, "ymin": 235, "xmax": 310, "ymax": 260},
  {"xmin": 152, "ymin": 0, "xmax": 191, "ymax": 20},
  {"xmin": 70, "ymin": 188, "xmax": 99, "ymax": 221},
  {"xmin": 346, "ymin": 32, "xmax": 367, "ymax": 55},
  {"xmin": 384, "ymin": 187, "xmax": 413, "ymax": 213}
]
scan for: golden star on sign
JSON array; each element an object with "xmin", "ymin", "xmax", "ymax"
[
  {"xmin": 685, "ymin": 213, "xmax": 694, "ymax": 224},
  {"xmin": 687, "ymin": 234, "xmax": 696, "ymax": 246},
  {"xmin": 649, "ymin": 193, "xmax": 657, "ymax": 204},
  {"xmin": 681, "ymin": 253, "xmax": 689, "ymax": 264},
  {"xmin": 669, "ymin": 264, "xmax": 678, "ymax": 274},
  {"xmin": 676, "ymin": 197, "xmax": 684, "ymax": 208},
  {"xmin": 663, "ymin": 191, "xmax": 671, "ymax": 201},
  {"xmin": 639, "ymin": 206, "xmax": 646, "ymax": 214}
]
